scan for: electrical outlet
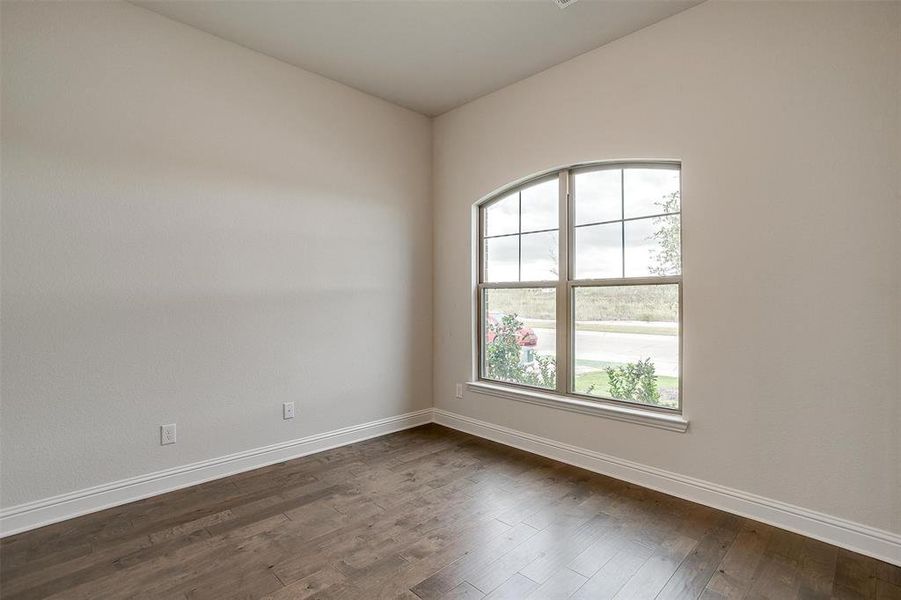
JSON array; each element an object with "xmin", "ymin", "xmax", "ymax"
[
  {"xmin": 455, "ymin": 383, "xmax": 463, "ymax": 399},
  {"xmin": 283, "ymin": 401, "xmax": 295, "ymax": 420},
  {"xmin": 160, "ymin": 423, "xmax": 176, "ymax": 445}
]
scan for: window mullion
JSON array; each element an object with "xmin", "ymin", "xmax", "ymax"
[
  {"xmin": 517, "ymin": 192, "xmax": 522, "ymax": 282},
  {"xmin": 556, "ymin": 170, "xmax": 570, "ymax": 396},
  {"xmin": 620, "ymin": 169, "xmax": 625, "ymax": 278}
]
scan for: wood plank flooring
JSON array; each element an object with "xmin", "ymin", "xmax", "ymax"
[{"xmin": 1, "ymin": 424, "xmax": 898, "ymax": 599}]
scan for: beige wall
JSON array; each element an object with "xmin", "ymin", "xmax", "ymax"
[
  {"xmin": 433, "ymin": 1, "xmax": 900, "ymax": 533},
  {"xmin": 0, "ymin": 1, "xmax": 432, "ymax": 508}
]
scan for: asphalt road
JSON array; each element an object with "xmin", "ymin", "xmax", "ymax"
[{"xmin": 531, "ymin": 327, "xmax": 678, "ymax": 377}]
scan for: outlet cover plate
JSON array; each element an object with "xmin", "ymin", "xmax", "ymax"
[
  {"xmin": 161, "ymin": 424, "xmax": 176, "ymax": 445},
  {"xmin": 283, "ymin": 402, "xmax": 295, "ymax": 420}
]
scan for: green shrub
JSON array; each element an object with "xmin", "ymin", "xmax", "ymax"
[
  {"xmin": 486, "ymin": 313, "xmax": 555, "ymax": 389},
  {"xmin": 605, "ymin": 358, "xmax": 661, "ymax": 404}
]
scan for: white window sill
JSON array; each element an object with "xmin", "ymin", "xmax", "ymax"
[{"xmin": 466, "ymin": 381, "xmax": 689, "ymax": 433}]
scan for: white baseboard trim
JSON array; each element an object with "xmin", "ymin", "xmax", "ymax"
[
  {"xmin": 4, "ymin": 407, "xmax": 899, "ymax": 567},
  {"xmin": 0, "ymin": 409, "xmax": 433, "ymax": 538},
  {"xmin": 433, "ymin": 408, "xmax": 901, "ymax": 566}
]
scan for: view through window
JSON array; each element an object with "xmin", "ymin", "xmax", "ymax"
[{"xmin": 478, "ymin": 163, "xmax": 682, "ymax": 410}]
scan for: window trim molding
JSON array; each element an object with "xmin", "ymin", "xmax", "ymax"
[
  {"xmin": 465, "ymin": 381, "xmax": 689, "ymax": 433},
  {"xmin": 474, "ymin": 160, "xmax": 683, "ymax": 418}
]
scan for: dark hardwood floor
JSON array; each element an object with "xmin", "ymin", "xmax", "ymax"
[{"xmin": 1, "ymin": 424, "xmax": 898, "ymax": 600}]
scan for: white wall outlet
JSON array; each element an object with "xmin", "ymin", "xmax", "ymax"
[
  {"xmin": 283, "ymin": 401, "xmax": 295, "ymax": 420},
  {"xmin": 160, "ymin": 423, "xmax": 176, "ymax": 445},
  {"xmin": 455, "ymin": 383, "xmax": 463, "ymax": 399}
]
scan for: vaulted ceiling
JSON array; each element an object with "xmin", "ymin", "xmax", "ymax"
[{"xmin": 134, "ymin": 1, "xmax": 703, "ymax": 116}]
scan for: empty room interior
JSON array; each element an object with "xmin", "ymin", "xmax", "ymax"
[{"xmin": 1, "ymin": 0, "xmax": 899, "ymax": 598}]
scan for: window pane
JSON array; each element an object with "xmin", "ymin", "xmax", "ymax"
[
  {"xmin": 484, "ymin": 236, "xmax": 519, "ymax": 282},
  {"xmin": 624, "ymin": 215, "xmax": 681, "ymax": 277},
  {"xmin": 574, "ymin": 169, "xmax": 621, "ymax": 225},
  {"xmin": 521, "ymin": 231, "xmax": 558, "ymax": 281},
  {"xmin": 485, "ymin": 192, "xmax": 519, "ymax": 237},
  {"xmin": 574, "ymin": 222, "xmax": 622, "ymax": 279},
  {"xmin": 483, "ymin": 288, "xmax": 556, "ymax": 390},
  {"xmin": 623, "ymin": 168, "xmax": 680, "ymax": 219},
  {"xmin": 520, "ymin": 179, "xmax": 558, "ymax": 233},
  {"xmin": 573, "ymin": 284, "xmax": 679, "ymax": 408}
]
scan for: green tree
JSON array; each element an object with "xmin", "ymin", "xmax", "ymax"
[
  {"xmin": 605, "ymin": 358, "xmax": 661, "ymax": 404},
  {"xmin": 649, "ymin": 191, "xmax": 681, "ymax": 276},
  {"xmin": 486, "ymin": 313, "xmax": 556, "ymax": 389}
]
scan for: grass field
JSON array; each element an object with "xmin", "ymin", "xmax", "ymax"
[
  {"xmin": 573, "ymin": 360, "xmax": 679, "ymax": 409},
  {"xmin": 573, "ymin": 370, "xmax": 679, "ymax": 395}
]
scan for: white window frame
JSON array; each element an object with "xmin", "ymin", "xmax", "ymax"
[{"xmin": 473, "ymin": 161, "xmax": 687, "ymax": 432}]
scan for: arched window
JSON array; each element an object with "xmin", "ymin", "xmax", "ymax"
[{"xmin": 477, "ymin": 162, "xmax": 682, "ymax": 412}]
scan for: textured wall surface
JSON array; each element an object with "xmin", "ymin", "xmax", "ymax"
[
  {"xmin": 432, "ymin": 1, "xmax": 900, "ymax": 533},
  {"xmin": 1, "ymin": 1, "xmax": 432, "ymax": 508}
]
